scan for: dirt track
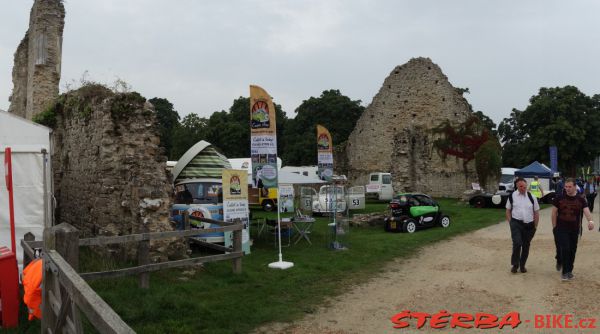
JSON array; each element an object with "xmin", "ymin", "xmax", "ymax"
[{"xmin": 255, "ymin": 204, "xmax": 600, "ymax": 334}]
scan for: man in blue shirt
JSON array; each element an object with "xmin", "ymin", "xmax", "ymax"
[{"xmin": 583, "ymin": 176, "xmax": 597, "ymax": 212}]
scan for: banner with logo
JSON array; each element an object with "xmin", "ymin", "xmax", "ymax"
[
  {"xmin": 317, "ymin": 124, "xmax": 334, "ymax": 181},
  {"xmin": 549, "ymin": 146, "xmax": 558, "ymax": 172},
  {"xmin": 250, "ymin": 85, "xmax": 278, "ymax": 191},
  {"xmin": 278, "ymin": 184, "xmax": 294, "ymax": 213},
  {"xmin": 222, "ymin": 169, "xmax": 250, "ymax": 254}
]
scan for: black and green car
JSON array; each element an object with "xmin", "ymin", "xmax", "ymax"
[{"xmin": 384, "ymin": 193, "xmax": 451, "ymax": 233}]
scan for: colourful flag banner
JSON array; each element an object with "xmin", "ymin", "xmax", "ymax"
[
  {"xmin": 250, "ymin": 85, "xmax": 278, "ymax": 191},
  {"xmin": 317, "ymin": 124, "xmax": 333, "ymax": 181}
]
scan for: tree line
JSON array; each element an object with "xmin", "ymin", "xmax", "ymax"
[{"xmin": 153, "ymin": 85, "xmax": 600, "ymax": 177}]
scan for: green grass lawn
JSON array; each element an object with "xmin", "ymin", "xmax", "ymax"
[{"xmin": 7, "ymin": 199, "xmax": 506, "ymax": 334}]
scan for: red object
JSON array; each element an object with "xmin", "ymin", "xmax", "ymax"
[
  {"xmin": 0, "ymin": 246, "xmax": 19, "ymax": 328},
  {"xmin": 5, "ymin": 148, "xmax": 16, "ymax": 253}
]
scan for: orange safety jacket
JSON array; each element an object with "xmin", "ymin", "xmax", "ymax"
[{"xmin": 22, "ymin": 258, "xmax": 43, "ymax": 320}]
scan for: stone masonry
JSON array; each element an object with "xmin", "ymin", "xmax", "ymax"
[
  {"xmin": 344, "ymin": 57, "xmax": 478, "ymax": 198},
  {"xmin": 50, "ymin": 85, "xmax": 184, "ymax": 260},
  {"xmin": 9, "ymin": 0, "xmax": 64, "ymax": 120}
]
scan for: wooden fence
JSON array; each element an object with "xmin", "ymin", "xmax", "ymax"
[{"xmin": 21, "ymin": 216, "xmax": 244, "ymax": 333}]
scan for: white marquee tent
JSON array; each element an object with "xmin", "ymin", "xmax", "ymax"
[{"xmin": 0, "ymin": 110, "xmax": 52, "ymax": 267}]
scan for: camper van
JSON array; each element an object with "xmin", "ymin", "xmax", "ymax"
[{"xmin": 365, "ymin": 172, "xmax": 394, "ymax": 201}]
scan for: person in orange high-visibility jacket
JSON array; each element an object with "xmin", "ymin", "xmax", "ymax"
[{"xmin": 22, "ymin": 258, "xmax": 43, "ymax": 320}]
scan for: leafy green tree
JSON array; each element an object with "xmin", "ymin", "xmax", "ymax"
[
  {"xmin": 498, "ymin": 86, "xmax": 600, "ymax": 175},
  {"xmin": 171, "ymin": 113, "xmax": 208, "ymax": 160},
  {"xmin": 474, "ymin": 139, "xmax": 502, "ymax": 189},
  {"xmin": 205, "ymin": 97, "xmax": 288, "ymax": 158},
  {"xmin": 282, "ymin": 90, "xmax": 364, "ymax": 165},
  {"xmin": 473, "ymin": 110, "xmax": 497, "ymax": 136},
  {"xmin": 149, "ymin": 97, "xmax": 180, "ymax": 159}
]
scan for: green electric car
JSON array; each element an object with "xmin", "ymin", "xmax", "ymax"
[{"xmin": 383, "ymin": 193, "xmax": 451, "ymax": 233}]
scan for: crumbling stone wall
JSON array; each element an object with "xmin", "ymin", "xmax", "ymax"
[
  {"xmin": 345, "ymin": 57, "xmax": 478, "ymax": 197},
  {"xmin": 9, "ymin": 0, "xmax": 64, "ymax": 120},
  {"xmin": 48, "ymin": 85, "xmax": 183, "ymax": 260}
]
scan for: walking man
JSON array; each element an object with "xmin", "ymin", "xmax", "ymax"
[
  {"xmin": 552, "ymin": 178, "xmax": 595, "ymax": 281},
  {"xmin": 583, "ymin": 176, "xmax": 597, "ymax": 212},
  {"xmin": 506, "ymin": 178, "xmax": 540, "ymax": 273}
]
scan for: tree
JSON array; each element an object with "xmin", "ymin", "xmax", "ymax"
[
  {"xmin": 205, "ymin": 97, "xmax": 288, "ymax": 158},
  {"xmin": 473, "ymin": 110, "xmax": 497, "ymax": 136},
  {"xmin": 149, "ymin": 97, "xmax": 180, "ymax": 159},
  {"xmin": 474, "ymin": 139, "xmax": 502, "ymax": 189},
  {"xmin": 282, "ymin": 90, "xmax": 364, "ymax": 165},
  {"xmin": 171, "ymin": 113, "xmax": 208, "ymax": 160},
  {"xmin": 498, "ymin": 86, "xmax": 600, "ymax": 175}
]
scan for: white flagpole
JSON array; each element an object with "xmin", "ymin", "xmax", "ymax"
[{"xmin": 268, "ymin": 183, "xmax": 293, "ymax": 269}]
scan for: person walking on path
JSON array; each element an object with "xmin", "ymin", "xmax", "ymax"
[
  {"xmin": 583, "ymin": 176, "xmax": 597, "ymax": 212},
  {"xmin": 528, "ymin": 176, "xmax": 544, "ymax": 199},
  {"xmin": 552, "ymin": 178, "xmax": 595, "ymax": 281},
  {"xmin": 506, "ymin": 178, "xmax": 540, "ymax": 274}
]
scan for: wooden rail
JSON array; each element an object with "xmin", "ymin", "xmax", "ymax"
[{"xmin": 22, "ymin": 216, "xmax": 245, "ymax": 333}]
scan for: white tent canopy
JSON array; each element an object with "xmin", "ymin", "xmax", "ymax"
[{"xmin": 0, "ymin": 110, "xmax": 52, "ymax": 267}]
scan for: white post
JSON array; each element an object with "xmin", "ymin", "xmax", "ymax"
[{"xmin": 268, "ymin": 184, "xmax": 293, "ymax": 269}]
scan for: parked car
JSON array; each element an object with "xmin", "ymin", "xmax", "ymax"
[
  {"xmin": 468, "ymin": 191, "xmax": 511, "ymax": 208},
  {"xmin": 384, "ymin": 193, "xmax": 450, "ymax": 233},
  {"xmin": 469, "ymin": 190, "xmax": 555, "ymax": 208}
]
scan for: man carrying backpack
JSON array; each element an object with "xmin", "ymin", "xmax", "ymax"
[{"xmin": 506, "ymin": 178, "xmax": 540, "ymax": 273}]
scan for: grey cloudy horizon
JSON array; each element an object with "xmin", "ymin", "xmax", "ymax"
[{"xmin": 1, "ymin": 0, "xmax": 599, "ymax": 125}]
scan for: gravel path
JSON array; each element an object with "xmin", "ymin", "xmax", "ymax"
[{"xmin": 255, "ymin": 204, "xmax": 600, "ymax": 333}]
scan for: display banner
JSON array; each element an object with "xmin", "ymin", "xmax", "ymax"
[
  {"xmin": 278, "ymin": 184, "xmax": 294, "ymax": 213},
  {"xmin": 317, "ymin": 124, "xmax": 334, "ymax": 181},
  {"xmin": 549, "ymin": 146, "xmax": 558, "ymax": 172},
  {"xmin": 250, "ymin": 85, "xmax": 278, "ymax": 191},
  {"xmin": 222, "ymin": 169, "xmax": 250, "ymax": 254}
]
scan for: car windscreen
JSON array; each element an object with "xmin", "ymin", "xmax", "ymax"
[
  {"xmin": 500, "ymin": 175, "xmax": 514, "ymax": 183},
  {"xmin": 319, "ymin": 186, "xmax": 344, "ymax": 196},
  {"xmin": 174, "ymin": 182, "xmax": 222, "ymax": 205}
]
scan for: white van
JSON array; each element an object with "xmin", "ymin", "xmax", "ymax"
[
  {"xmin": 365, "ymin": 172, "xmax": 394, "ymax": 201},
  {"xmin": 498, "ymin": 167, "xmax": 518, "ymax": 191}
]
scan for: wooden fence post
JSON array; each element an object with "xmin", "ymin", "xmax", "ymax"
[
  {"xmin": 138, "ymin": 222, "xmax": 150, "ymax": 289},
  {"xmin": 232, "ymin": 219, "xmax": 242, "ymax": 274},
  {"xmin": 41, "ymin": 223, "xmax": 81, "ymax": 333},
  {"xmin": 23, "ymin": 232, "xmax": 35, "ymax": 268},
  {"xmin": 183, "ymin": 211, "xmax": 190, "ymax": 231}
]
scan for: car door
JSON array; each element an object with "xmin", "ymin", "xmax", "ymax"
[
  {"xmin": 380, "ymin": 174, "xmax": 394, "ymax": 201},
  {"xmin": 347, "ymin": 186, "xmax": 365, "ymax": 210},
  {"xmin": 410, "ymin": 195, "xmax": 439, "ymax": 226}
]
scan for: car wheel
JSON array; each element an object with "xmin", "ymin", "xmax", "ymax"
[
  {"xmin": 440, "ymin": 215, "xmax": 451, "ymax": 228},
  {"xmin": 262, "ymin": 200, "xmax": 275, "ymax": 212},
  {"xmin": 472, "ymin": 196, "xmax": 486, "ymax": 208},
  {"xmin": 402, "ymin": 218, "xmax": 417, "ymax": 233}
]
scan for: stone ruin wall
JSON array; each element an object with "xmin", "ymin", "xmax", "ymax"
[
  {"xmin": 9, "ymin": 0, "xmax": 64, "ymax": 120},
  {"xmin": 344, "ymin": 57, "xmax": 478, "ymax": 198},
  {"xmin": 50, "ymin": 86, "xmax": 184, "ymax": 260}
]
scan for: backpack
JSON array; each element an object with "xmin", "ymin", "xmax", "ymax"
[{"xmin": 508, "ymin": 191, "xmax": 535, "ymax": 206}]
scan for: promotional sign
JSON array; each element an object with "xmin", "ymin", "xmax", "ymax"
[
  {"xmin": 222, "ymin": 169, "xmax": 250, "ymax": 254},
  {"xmin": 278, "ymin": 184, "xmax": 294, "ymax": 213},
  {"xmin": 250, "ymin": 85, "xmax": 278, "ymax": 191},
  {"xmin": 317, "ymin": 124, "xmax": 333, "ymax": 181},
  {"xmin": 549, "ymin": 146, "xmax": 558, "ymax": 172}
]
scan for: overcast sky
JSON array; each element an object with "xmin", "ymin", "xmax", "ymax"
[{"xmin": 1, "ymin": 0, "xmax": 599, "ymax": 125}]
